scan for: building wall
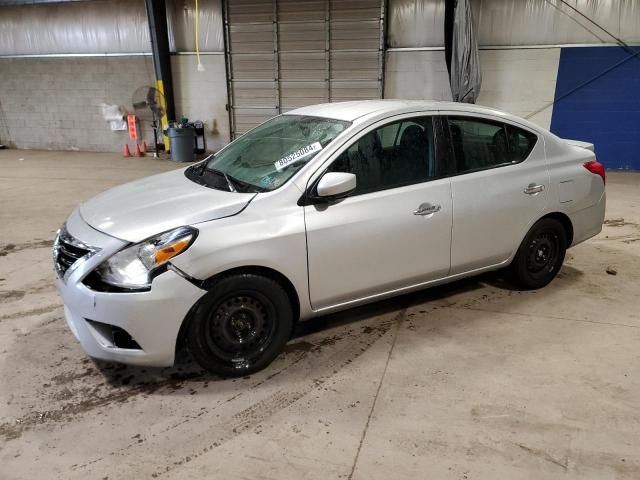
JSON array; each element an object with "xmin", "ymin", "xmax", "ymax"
[
  {"xmin": 384, "ymin": 48, "xmax": 560, "ymax": 130},
  {"xmin": 384, "ymin": 51, "xmax": 452, "ymax": 103},
  {"xmin": 0, "ymin": 0, "xmax": 229, "ymax": 153},
  {"xmin": 171, "ymin": 54, "xmax": 229, "ymax": 153},
  {"xmin": 388, "ymin": 0, "xmax": 640, "ymax": 48},
  {"xmin": 0, "ymin": 0, "xmax": 223, "ymax": 56},
  {"xmin": 385, "ymin": 45, "xmax": 639, "ymax": 170},
  {"xmin": 1, "ymin": 0, "xmax": 637, "ymax": 171},
  {"xmin": 551, "ymin": 46, "xmax": 640, "ymax": 171},
  {"xmin": 0, "ymin": 54, "xmax": 230, "ymax": 153},
  {"xmin": 0, "ymin": 56, "xmax": 156, "ymax": 152},
  {"xmin": 476, "ymin": 48, "xmax": 560, "ymax": 130}
]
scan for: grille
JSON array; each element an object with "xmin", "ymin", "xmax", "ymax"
[{"xmin": 53, "ymin": 226, "xmax": 95, "ymax": 279}]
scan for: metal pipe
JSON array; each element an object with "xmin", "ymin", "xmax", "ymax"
[
  {"xmin": 221, "ymin": 0, "xmax": 235, "ymax": 141},
  {"xmin": 145, "ymin": 0, "xmax": 176, "ymax": 148}
]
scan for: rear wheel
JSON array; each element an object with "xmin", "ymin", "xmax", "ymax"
[
  {"xmin": 509, "ymin": 218, "xmax": 567, "ymax": 290},
  {"xmin": 186, "ymin": 274, "xmax": 293, "ymax": 377}
]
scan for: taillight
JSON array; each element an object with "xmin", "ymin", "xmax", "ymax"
[{"xmin": 583, "ymin": 160, "xmax": 606, "ymax": 185}]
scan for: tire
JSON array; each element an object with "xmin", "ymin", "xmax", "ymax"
[
  {"xmin": 186, "ymin": 273, "xmax": 294, "ymax": 377},
  {"xmin": 509, "ymin": 218, "xmax": 567, "ymax": 290}
]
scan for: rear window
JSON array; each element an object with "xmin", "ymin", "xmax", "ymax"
[{"xmin": 448, "ymin": 117, "xmax": 538, "ymax": 174}]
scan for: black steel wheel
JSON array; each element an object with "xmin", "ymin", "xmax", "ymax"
[
  {"xmin": 509, "ymin": 218, "xmax": 567, "ymax": 290},
  {"xmin": 187, "ymin": 274, "xmax": 294, "ymax": 377}
]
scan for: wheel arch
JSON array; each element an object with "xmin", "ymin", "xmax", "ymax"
[
  {"xmin": 175, "ymin": 265, "xmax": 301, "ymax": 352},
  {"xmin": 540, "ymin": 211, "xmax": 574, "ymax": 247}
]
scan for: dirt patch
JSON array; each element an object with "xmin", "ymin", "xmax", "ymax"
[
  {"xmin": 0, "ymin": 281, "xmax": 56, "ymax": 309},
  {"xmin": 27, "ymin": 281, "xmax": 57, "ymax": 295},
  {"xmin": 604, "ymin": 218, "xmax": 632, "ymax": 228},
  {"xmin": 0, "ymin": 290, "xmax": 25, "ymax": 302},
  {"xmin": 0, "ymin": 239, "xmax": 54, "ymax": 257},
  {"xmin": 283, "ymin": 340, "xmax": 315, "ymax": 355},
  {"xmin": 0, "ymin": 304, "xmax": 61, "ymax": 322},
  {"xmin": 0, "ymin": 369, "xmax": 204, "ymax": 441}
]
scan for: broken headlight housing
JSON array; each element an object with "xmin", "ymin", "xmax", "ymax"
[{"xmin": 90, "ymin": 226, "xmax": 197, "ymax": 290}]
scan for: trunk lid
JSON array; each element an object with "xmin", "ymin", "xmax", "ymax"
[{"xmin": 562, "ymin": 138, "xmax": 595, "ymax": 152}]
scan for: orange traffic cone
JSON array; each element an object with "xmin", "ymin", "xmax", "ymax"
[
  {"xmin": 122, "ymin": 144, "xmax": 131, "ymax": 157},
  {"xmin": 134, "ymin": 143, "xmax": 143, "ymax": 157},
  {"xmin": 141, "ymin": 141, "xmax": 148, "ymax": 154}
]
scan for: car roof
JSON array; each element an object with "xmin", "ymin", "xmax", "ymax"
[
  {"xmin": 286, "ymin": 100, "xmax": 507, "ymax": 122},
  {"xmin": 286, "ymin": 99, "xmax": 546, "ymax": 134}
]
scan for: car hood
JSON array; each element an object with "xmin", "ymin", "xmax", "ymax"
[{"xmin": 79, "ymin": 168, "xmax": 256, "ymax": 243}]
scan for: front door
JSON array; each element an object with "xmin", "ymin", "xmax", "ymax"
[{"xmin": 304, "ymin": 116, "xmax": 453, "ymax": 310}]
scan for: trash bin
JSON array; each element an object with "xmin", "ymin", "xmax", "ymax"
[{"xmin": 167, "ymin": 127, "xmax": 195, "ymax": 162}]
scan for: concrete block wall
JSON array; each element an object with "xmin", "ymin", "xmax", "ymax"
[
  {"xmin": 384, "ymin": 48, "xmax": 561, "ymax": 130},
  {"xmin": 0, "ymin": 56, "xmax": 157, "ymax": 152},
  {"xmin": 0, "ymin": 54, "xmax": 232, "ymax": 153}
]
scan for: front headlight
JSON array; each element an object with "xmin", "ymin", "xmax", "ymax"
[{"xmin": 93, "ymin": 226, "xmax": 197, "ymax": 290}]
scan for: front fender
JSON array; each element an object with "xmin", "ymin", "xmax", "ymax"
[{"xmin": 170, "ymin": 207, "xmax": 313, "ymax": 319}]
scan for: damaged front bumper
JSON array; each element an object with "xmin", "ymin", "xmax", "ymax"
[{"xmin": 54, "ymin": 209, "xmax": 206, "ymax": 367}]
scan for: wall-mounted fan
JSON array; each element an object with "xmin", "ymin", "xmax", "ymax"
[{"xmin": 132, "ymin": 86, "xmax": 166, "ymax": 157}]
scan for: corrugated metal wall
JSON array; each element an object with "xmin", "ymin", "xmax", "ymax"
[
  {"xmin": 169, "ymin": 0, "xmax": 224, "ymax": 52},
  {"xmin": 224, "ymin": 0, "xmax": 385, "ymax": 137},
  {"xmin": 388, "ymin": 0, "xmax": 640, "ymax": 48},
  {"xmin": 3, "ymin": 0, "xmax": 640, "ymax": 56},
  {"xmin": 0, "ymin": 0, "xmax": 150, "ymax": 54},
  {"xmin": 0, "ymin": 0, "xmax": 223, "ymax": 55}
]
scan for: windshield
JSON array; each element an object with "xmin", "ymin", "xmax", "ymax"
[{"xmin": 187, "ymin": 115, "xmax": 351, "ymax": 192}]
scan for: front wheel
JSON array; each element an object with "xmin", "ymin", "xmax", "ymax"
[
  {"xmin": 509, "ymin": 218, "xmax": 567, "ymax": 290},
  {"xmin": 186, "ymin": 274, "xmax": 294, "ymax": 377}
]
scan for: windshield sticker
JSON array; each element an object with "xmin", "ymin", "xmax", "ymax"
[
  {"xmin": 259, "ymin": 175, "xmax": 278, "ymax": 189},
  {"xmin": 274, "ymin": 142, "xmax": 322, "ymax": 172}
]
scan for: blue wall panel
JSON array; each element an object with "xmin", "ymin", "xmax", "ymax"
[{"xmin": 550, "ymin": 46, "xmax": 640, "ymax": 171}]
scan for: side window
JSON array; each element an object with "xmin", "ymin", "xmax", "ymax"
[
  {"xmin": 378, "ymin": 122, "xmax": 401, "ymax": 149},
  {"xmin": 505, "ymin": 125, "xmax": 538, "ymax": 163},
  {"xmin": 447, "ymin": 117, "xmax": 538, "ymax": 174},
  {"xmin": 327, "ymin": 117, "xmax": 436, "ymax": 195}
]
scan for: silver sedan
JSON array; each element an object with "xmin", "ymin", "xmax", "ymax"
[{"xmin": 53, "ymin": 100, "xmax": 606, "ymax": 377}]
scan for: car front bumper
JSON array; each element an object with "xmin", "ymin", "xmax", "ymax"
[{"xmin": 55, "ymin": 209, "xmax": 206, "ymax": 367}]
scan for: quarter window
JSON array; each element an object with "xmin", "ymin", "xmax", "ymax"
[
  {"xmin": 447, "ymin": 117, "xmax": 537, "ymax": 174},
  {"xmin": 506, "ymin": 125, "xmax": 538, "ymax": 162},
  {"xmin": 327, "ymin": 117, "xmax": 436, "ymax": 195}
]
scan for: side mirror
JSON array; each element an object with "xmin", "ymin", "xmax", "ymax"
[{"xmin": 316, "ymin": 172, "xmax": 356, "ymax": 200}]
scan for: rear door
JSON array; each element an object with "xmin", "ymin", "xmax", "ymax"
[
  {"xmin": 304, "ymin": 115, "xmax": 452, "ymax": 310},
  {"xmin": 444, "ymin": 115, "xmax": 549, "ymax": 274}
]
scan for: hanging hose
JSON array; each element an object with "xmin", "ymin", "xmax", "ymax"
[{"xmin": 195, "ymin": 0, "xmax": 205, "ymax": 71}]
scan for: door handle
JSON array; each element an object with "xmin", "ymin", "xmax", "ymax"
[
  {"xmin": 414, "ymin": 203, "xmax": 441, "ymax": 216},
  {"xmin": 524, "ymin": 183, "xmax": 545, "ymax": 195}
]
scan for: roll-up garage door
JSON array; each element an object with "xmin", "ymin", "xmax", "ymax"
[{"xmin": 223, "ymin": 0, "xmax": 385, "ymax": 138}]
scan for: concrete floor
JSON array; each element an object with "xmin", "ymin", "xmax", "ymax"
[{"xmin": 1, "ymin": 149, "xmax": 639, "ymax": 480}]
